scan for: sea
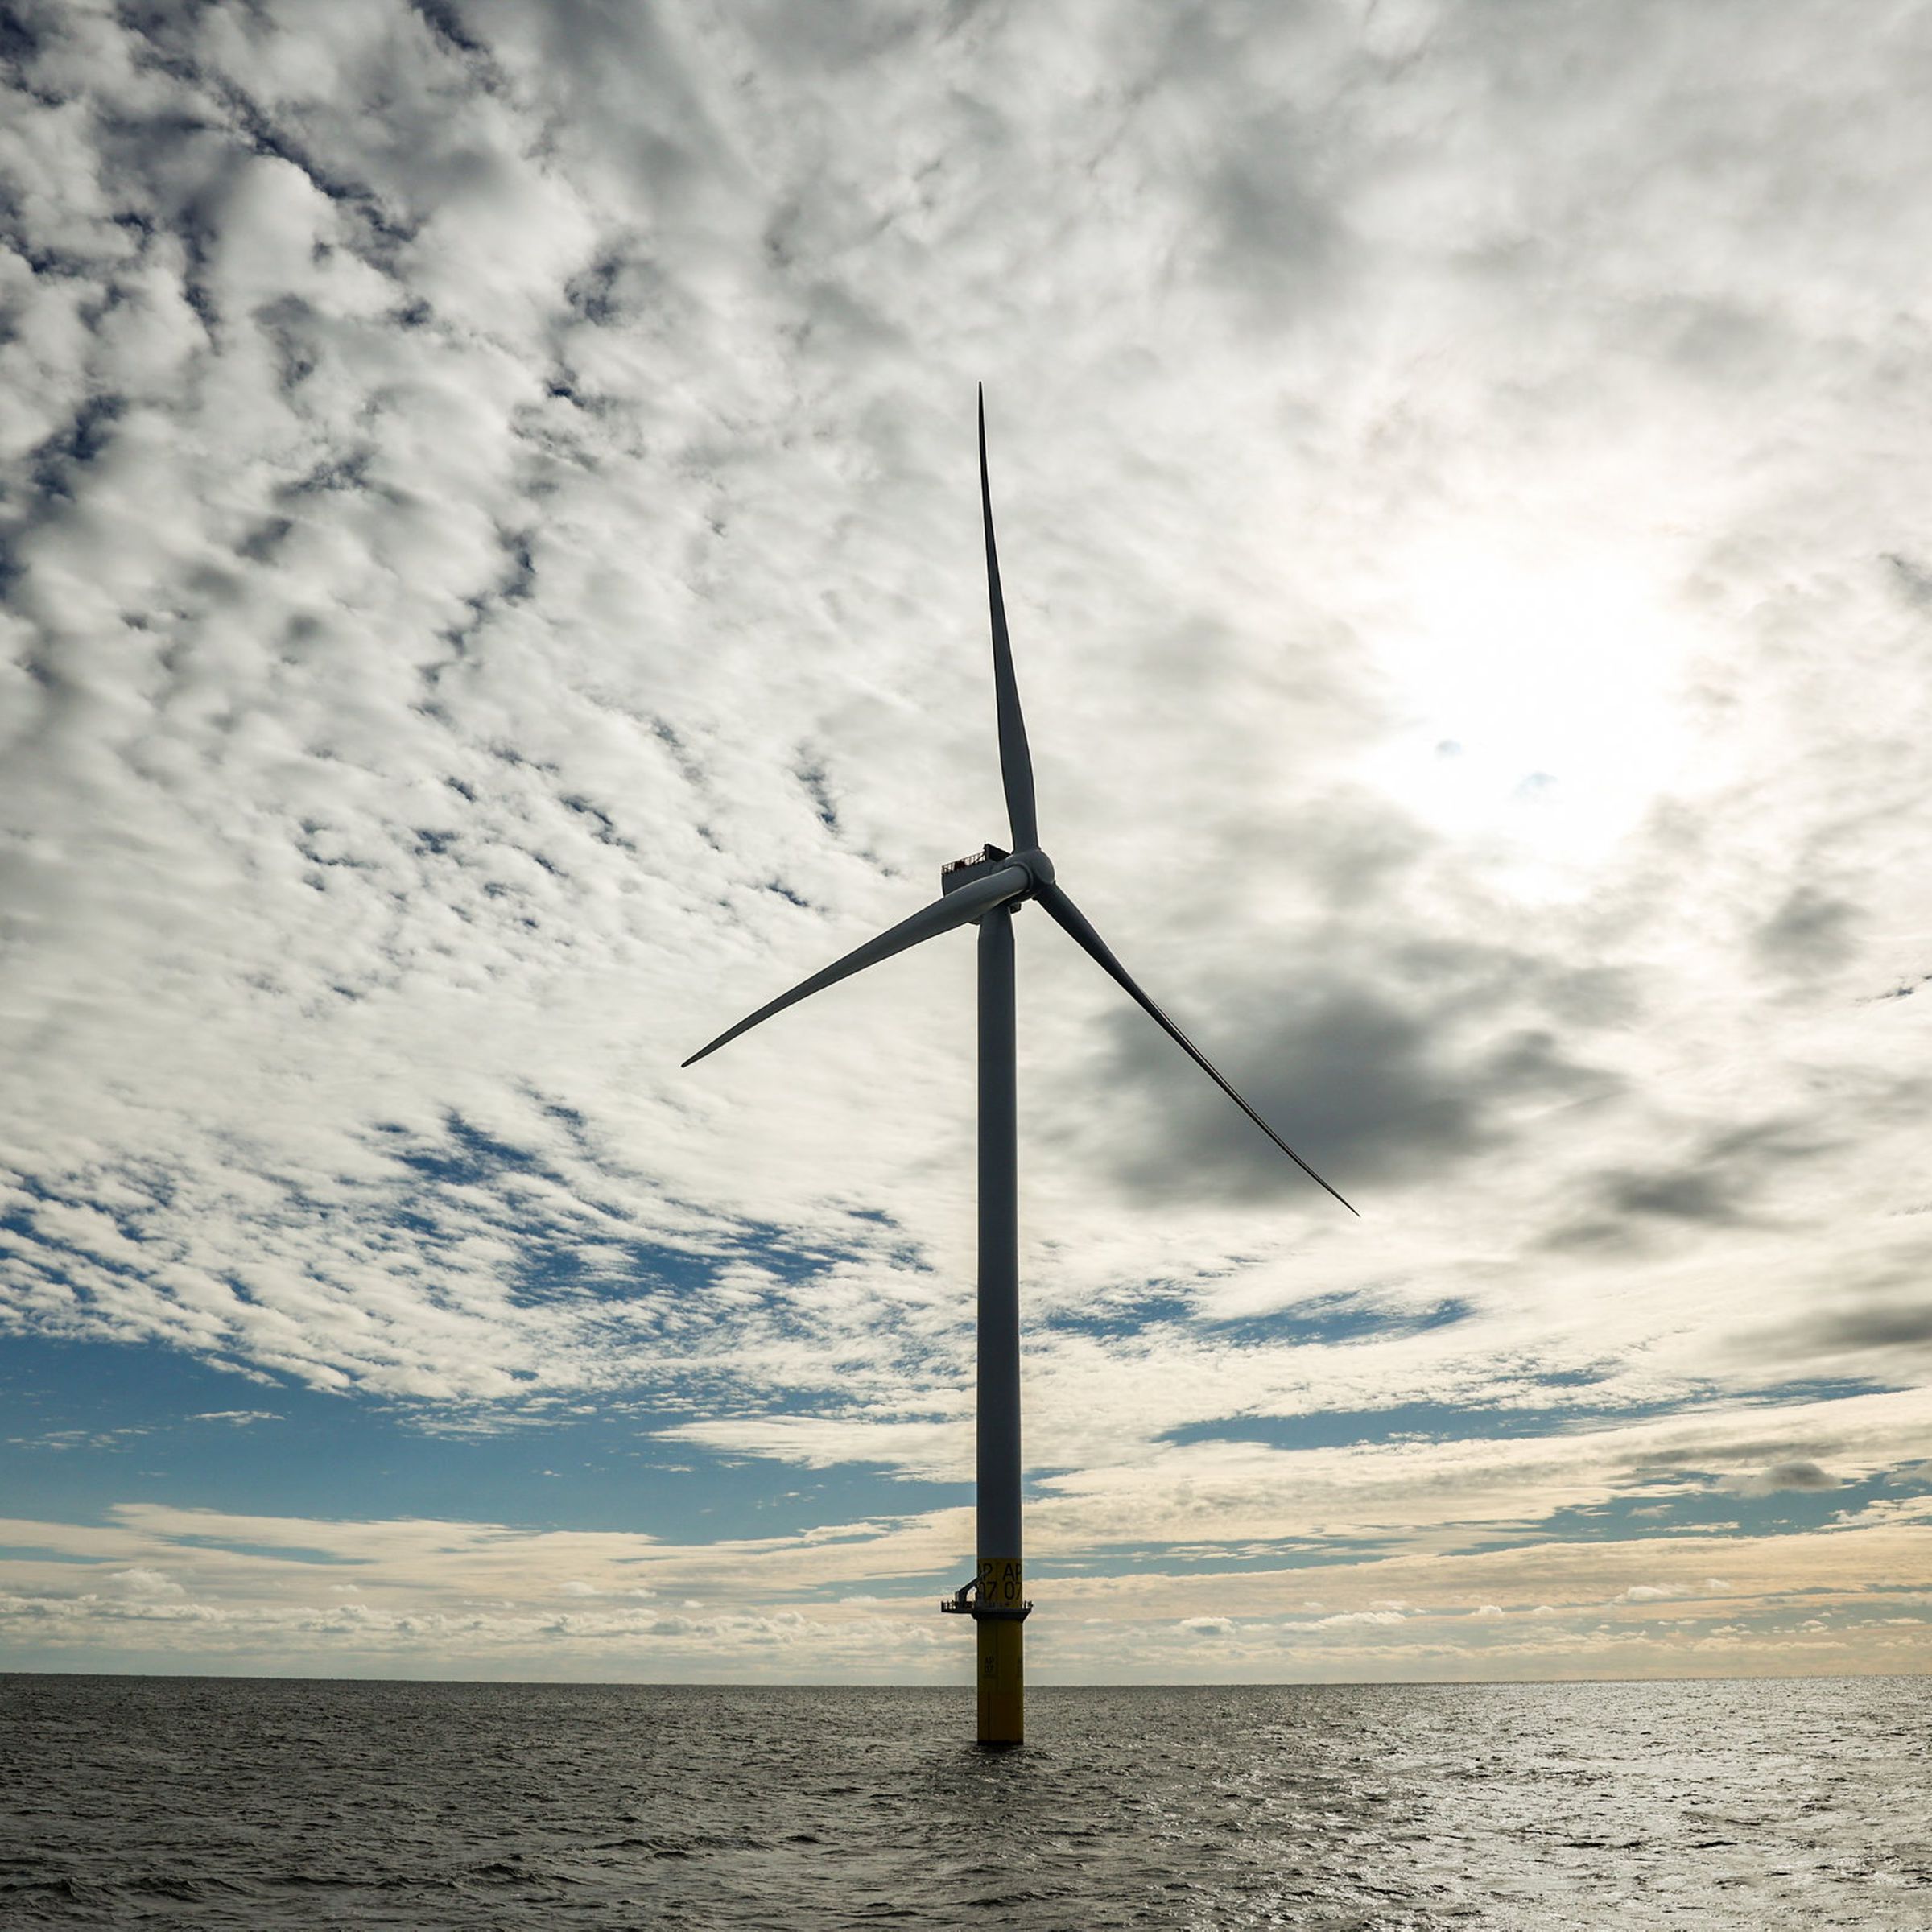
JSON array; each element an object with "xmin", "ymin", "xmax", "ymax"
[{"xmin": 2, "ymin": 1674, "xmax": 1926, "ymax": 1928}]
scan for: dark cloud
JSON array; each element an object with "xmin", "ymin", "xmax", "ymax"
[
  {"xmin": 1755, "ymin": 885, "xmax": 1859, "ymax": 976},
  {"xmin": 1202, "ymin": 126, "xmax": 1345, "ymax": 318},
  {"xmin": 1554, "ymin": 1117, "xmax": 1834, "ymax": 1245},
  {"xmin": 1603, "ymin": 1169, "xmax": 1741, "ymax": 1224},
  {"xmin": 1624, "ymin": 1436, "xmax": 1844, "ymax": 1479},
  {"xmin": 1769, "ymin": 1299, "xmax": 1932, "ymax": 1358},
  {"xmin": 1820, "ymin": 1304, "xmax": 1932, "ymax": 1350},
  {"xmin": 1727, "ymin": 1459, "xmax": 1841, "ymax": 1496},
  {"xmin": 1883, "ymin": 550, "xmax": 1932, "ymax": 608},
  {"xmin": 1088, "ymin": 938, "xmax": 1622, "ymax": 1203}
]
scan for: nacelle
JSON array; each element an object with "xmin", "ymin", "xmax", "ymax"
[{"xmin": 940, "ymin": 844, "xmax": 1012, "ymax": 894}]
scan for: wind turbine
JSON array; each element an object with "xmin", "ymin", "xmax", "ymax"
[{"xmin": 684, "ymin": 390, "xmax": 1356, "ymax": 1746}]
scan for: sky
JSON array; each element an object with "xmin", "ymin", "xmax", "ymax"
[{"xmin": 2, "ymin": 0, "xmax": 1930, "ymax": 1686}]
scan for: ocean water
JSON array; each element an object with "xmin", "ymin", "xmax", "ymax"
[{"xmin": 2, "ymin": 1674, "xmax": 1926, "ymax": 1928}]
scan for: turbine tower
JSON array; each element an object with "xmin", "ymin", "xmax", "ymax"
[{"xmin": 684, "ymin": 390, "xmax": 1356, "ymax": 1747}]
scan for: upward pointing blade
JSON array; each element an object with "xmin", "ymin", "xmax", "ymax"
[
  {"xmin": 1036, "ymin": 881, "xmax": 1360, "ymax": 1216},
  {"xmin": 683, "ymin": 862, "xmax": 1031, "ymax": 1067},
  {"xmin": 980, "ymin": 386, "xmax": 1038, "ymax": 852}
]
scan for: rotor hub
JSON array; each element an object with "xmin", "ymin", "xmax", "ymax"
[{"xmin": 1009, "ymin": 845, "xmax": 1055, "ymax": 893}]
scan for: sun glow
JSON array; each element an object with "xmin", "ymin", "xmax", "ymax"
[{"xmin": 1362, "ymin": 533, "xmax": 1699, "ymax": 889}]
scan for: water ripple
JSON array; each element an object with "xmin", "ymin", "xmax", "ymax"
[{"xmin": 1, "ymin": 1675, "xmax": 1926, "ymax": 1928}]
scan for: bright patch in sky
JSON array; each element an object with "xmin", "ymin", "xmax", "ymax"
[{"xmin": 1366, "ymin": 531, "xmax": 1699, "ymax": 886}]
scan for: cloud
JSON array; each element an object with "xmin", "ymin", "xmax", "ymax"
[
  {"xmin": 1770, "ymin": 1299, "xmax": 1932, "ymax": 1357},
  {"xmin": 4, "ymin": 1493, "xmax": 1926, "ymax": 1682},
  {"xmin": 106, "ymin": 1567, "xmax": 184, "ymax": 1600},
  {"xmin": 1726, "ymin": 1461, "xmax": 1842, "ymax": 1497},
  {"xmin": 1755, "ymin": 887, "xmax": 1860, "ymax": 976},
  {"xmin": 3, "ymin": 0, "xmax": 1925, "ymax": 1426},
  {"xmin": 1555, "ymin": 1115, "xmax": 1840, "ymax": 1243},
  {"xmin": 1092, "ymin": 939, "xmax": 1624, "ymax": 1202},
  {"xmin": 2, "ymin": 0, "xmax": 1932, "ymax": 1679}
]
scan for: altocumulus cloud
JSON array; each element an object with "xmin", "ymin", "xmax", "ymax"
[{"xmin": 2, "ymin": 0, "xmax": 1931, "ymax": 1679}]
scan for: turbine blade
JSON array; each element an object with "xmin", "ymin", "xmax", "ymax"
[
  {"xmin": 979, "ymin": 386, "xmax": 1039, "ymax": 851},
  {"xmin": 1036, "ymin": 881, "xmax": 1360, "ymax": 1216},
  {"xmin": 683, "ymin": 863, "xmax": 1031, "ymax": 1067}
]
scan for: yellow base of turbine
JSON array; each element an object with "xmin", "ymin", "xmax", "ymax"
[{"xmin": 976, "ymin": 1555, "xmax": 1025, "ymax": 1746}]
